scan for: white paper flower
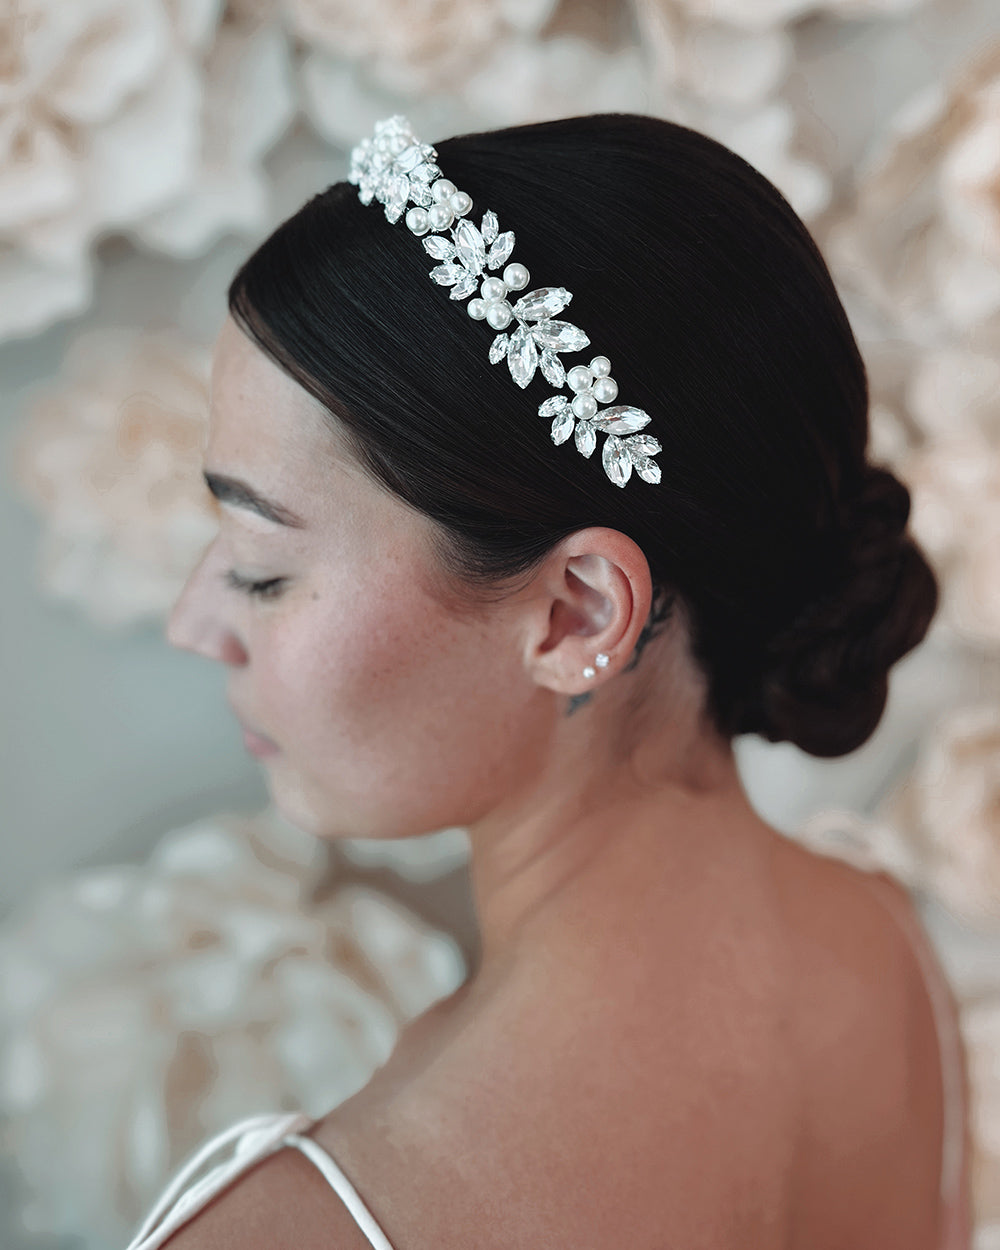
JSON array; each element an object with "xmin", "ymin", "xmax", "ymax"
[
  {"xmin": 301, "ymin": 21, "xmax": 828, "ymax": 222},
  {"xmin": 0, "ymin": 0, "xmax": 297, "ymax": 344},
  {"xmin": 11, "ymin": 325, "xmax": 218, "ymax": 630},
  {"xmin": 877, "ymin": 704, "xmax": 1000, "ymax": 930},
  {"xmin": 0, "ymin": 804, "xmax": 466, "ymax": 1250},
  {"xmin": 340, "ymin": 826, "xmax": 470, "ymax": 881},
  {"xmin": 130, "ymin": 10, "xmax": 297, "ymax": 257},
  {"xmin": 827, "ymin": 43, "xmax": 1000, "ymax": 344},
  {"xmin": 0, "ymin": 0, "xmax": 216, "ymax": 342},
  {"xmin": 284, "ymin": 0, "xmax": 557, "ymax": 95},
  {"xmin": 659, "ymin": 0, "xmax": 927, "ymax": 29}
]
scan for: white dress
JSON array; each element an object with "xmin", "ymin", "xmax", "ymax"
[{"xmin": 125, "ymin": 837, "xmax": 972, "ymax": 1250}]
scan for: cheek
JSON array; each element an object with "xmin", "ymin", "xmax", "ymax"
[{"xmin": 252, "ymin": 578, "xmax": 535, "ymax": 831}]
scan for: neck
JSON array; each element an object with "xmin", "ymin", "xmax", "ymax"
[{"xmin": 462, "ymin": 663, "xmax": 768, "ymax": 985}]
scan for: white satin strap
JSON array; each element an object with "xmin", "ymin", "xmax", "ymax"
[
  {"xmin": 281, "ymin": 1133, "xmax": 396, "ymax": 1249},
  {"xmin": 125, "ymin": 1111, "xmax": 316, "ymax": 1249}
]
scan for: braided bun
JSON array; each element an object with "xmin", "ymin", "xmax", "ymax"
[{"xmin": 735, "ymin": 465, "xmax": 940, "ymax": 757}]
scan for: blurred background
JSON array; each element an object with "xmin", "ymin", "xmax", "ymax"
[{"xmin": 3, "ymin": 0, "xmax": 1000, "ymax": 1246}]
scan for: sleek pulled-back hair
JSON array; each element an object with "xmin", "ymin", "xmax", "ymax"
[{"xmin": 226, "ymin": 111, "xmax": 938, "ymax": 759}]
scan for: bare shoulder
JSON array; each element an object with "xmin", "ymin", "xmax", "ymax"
[
  {"xmin": 772, "ymin": 833, "xmax": 947, "ymax": 1248},
  {"xmin": 155, "ymin": 1140, "xmax": 382, "ymax": 1250}
]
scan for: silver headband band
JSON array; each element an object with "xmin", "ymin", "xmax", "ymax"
[{"xmin": 347, "ymin": 115, "xmax": 663, "ymax": 490}]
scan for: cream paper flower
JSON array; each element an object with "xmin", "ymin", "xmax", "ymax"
[
  {"xmin": 827, "ymin": 42, "xmax": 1000, "ymax": 344},
  {"xmin": 0, "ymin": 0, "xmax": 296, "ymax": 345},
  {"xmin": 0, "ymin": 805, "xmax": 466, "ymax": 1250},
  {"xmin": 873, "ymin": 320, "xmax": 1000, "ymax": 651},
  {"xmin": 0, "ymin": 0, "xmax": 215, "ymax": 343},
  {"xmin": 662, "ymin": 0, "xmax": 926, "ymax": 28},
  {"xmin": 131, "ymin": 5, "xmax": 297, "ymax": 257},
  {"xmin": 878, "ymin": 704, "xmax": 1000, "ymax": 931},
  {"xmin": 11, "ymin": 325, "xmax": 218, "ymax": 630},
  {"xmin": 300, "ymin": 19, "xmax": 828, "ymax": 223},
  {"xmin": 284, "ymin": 0, "xmax": 558, "ymax": 95}
]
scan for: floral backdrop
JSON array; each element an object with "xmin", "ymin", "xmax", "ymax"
[{"xmin": 3, "ymin": 0, "xmax": 1000, "ymax": 1246}]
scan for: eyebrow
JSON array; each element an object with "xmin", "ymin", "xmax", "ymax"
[{"xmin": 203, "ymin": 471, "xmax": 307, "ymax": 528}]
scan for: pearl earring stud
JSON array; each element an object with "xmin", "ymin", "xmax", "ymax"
[{"xmin": 582, "ymin": 665, "xmax": 596, "ymax": 679}]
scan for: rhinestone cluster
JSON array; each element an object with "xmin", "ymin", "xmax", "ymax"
[{"xmin": 348, "ymin": 114, "xmax": 662, "ymax": 488}]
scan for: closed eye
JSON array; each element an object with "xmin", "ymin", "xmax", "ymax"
[{"xmin": 224, "ymin": 570, "xmax": 287, "ymax": 600}]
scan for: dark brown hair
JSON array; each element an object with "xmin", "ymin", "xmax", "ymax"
[{"xmin": 226, "ymin": 111, "xmax": 938, "ymax": 758}]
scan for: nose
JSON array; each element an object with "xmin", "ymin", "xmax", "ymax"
[{"xmin": 166, "ymin": 544, "xmax": 249, "ymax": 666}]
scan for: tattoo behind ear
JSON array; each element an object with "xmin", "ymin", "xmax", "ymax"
[{"xmin": 567, "ymin": 691, "xmax": 594, "ymax": 716}]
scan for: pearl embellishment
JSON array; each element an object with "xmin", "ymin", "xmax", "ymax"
[
  {"xmin": 432, "ymin": 179, "xmax": 457, "ymax": 202},
  {"xmin": 592, "ymin": 376, "xmax": 618, "ymax": 404},
  {"xmin": 486, "ymin": 300, "xmax": 513, "ymax": 330},
  {"xmin": 405, "ymin": 207, "xmax": 430, "ymax": 234},
  {"xmin": 481, "ymin": 276, "xmax": 508, "ymax": 302},
  {"xmin": 567, "ymin": 365, "xmax": 594, "ymax": 392},
  {"xmin": 428, "ymin": 202, "xmax": 454, "ymax": 231},
  {"xmin": 503, "ymin": 262, "xmax": 530, "ymax": 290}
]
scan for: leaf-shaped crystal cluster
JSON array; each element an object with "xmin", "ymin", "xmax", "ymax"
[{"xmin": 348, "ymin": 115, "xmax": 662, "ymax": 489}]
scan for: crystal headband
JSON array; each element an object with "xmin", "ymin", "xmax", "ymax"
[{"xmin": 347, "ymin": 115, "xmax": 662, "ymax": 489}]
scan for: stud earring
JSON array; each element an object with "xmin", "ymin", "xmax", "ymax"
[{"xmin": 582, "ymin": 653, "xmax": 610, "ymax": 679}]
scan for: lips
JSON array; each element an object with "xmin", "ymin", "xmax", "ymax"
[{"xmin": 228, "ymin": 700, "xmax": 278, "ymax": 751}]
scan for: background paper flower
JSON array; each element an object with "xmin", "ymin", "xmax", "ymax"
[
  {"xmin": 11, "ymin": 325, "xmax": 217, "ymax": 629},
  {"xmin": 0, "ymin": 805, "xmax": 466, "ymax": 1249}
]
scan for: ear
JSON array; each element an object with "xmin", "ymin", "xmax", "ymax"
[{"xmin": 525, "ymin": 527, "xmax": 654, "ymax": 695}]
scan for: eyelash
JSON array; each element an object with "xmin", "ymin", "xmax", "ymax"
[{"xmin": 224, "ymin": 570, "xmax": 287, "ymax": 600}]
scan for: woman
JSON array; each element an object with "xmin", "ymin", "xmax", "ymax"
[{"xmin": 131, "ymin": 112, "xmax": 971, "ymax": 1248}]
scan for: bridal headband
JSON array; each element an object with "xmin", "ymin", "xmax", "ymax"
[{"xmin": 347, "ymin": 115, "xmax": 662, "ymax": 489}]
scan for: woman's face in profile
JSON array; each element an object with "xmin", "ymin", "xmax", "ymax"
[{"xmin": 167, "ymin": 316, "xmax": 543, "ymax": 842}]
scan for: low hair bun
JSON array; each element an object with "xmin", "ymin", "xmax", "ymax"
[{"xmin": 735, "ymin": 464, "xmax": 940, "ymax": 758}]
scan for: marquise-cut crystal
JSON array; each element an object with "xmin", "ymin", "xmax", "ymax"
[
  {"xmin": 396, "ymin": 145, "xmax": 425, "ymax": 172},
  {"xmin": 489, "ymin": 334, "xmax": 509, "ymax": 364},
  {"xmin": 450, "ymin": 272, "xmax": 479, "ymax": 299},
  {"xmin": 634, "ymin": 455, "xmax": 661, "ymax": 483},
  {"xmin": 540, "ymin": 350, "xmax": 565, "ymax": 387},
  {"xmin": 423, "ymin": 235, "xmax": 455, "ymax": 260},
  {"xmin": 575, "ymin": 422, "xmax": 597, "ymax": 458},
  {"xmin": 411, "ymin": 162, "xmax": 439, "ymax": 182},
  {"xmin": 430, "ymin": 262, "xmax": 463, "ymax": 286},
  {"xmin": 409, "ymin": 182, "xmax": 433, "ymax": 207},
  {"xmin": 538, "ymin": 395, "xmax": 570, "ymax": 417},
  {"xmin": 507, "ymin": 324, "xmax": 538, "ymax": 388},
  {"xmin": 487, "ymin": 231, "xmax": 515, "ymax": 269},
  {"xmin": 551, "ymin": 410, "xmax": 575, "ymax": 444},
  {"xmin": 384, "ymin": 173, "xmax": 410, "ymax": 223},
  {"xmin": 625, "ymin": 434, "xmax": 661, "ymax": 457},
  {"xmin": 602, "ymin": 435, "xmax": 632, "ymax": 487},
  {"xmin": 529, "ymin": 320, "xmax": 590, "ymax": 352},
  {"xmin": 481, "ymin": 211, "xmax": 499, "ymax": 245},
  {"xmin": 454, "ymin": 219, "xmax": 486, "ymax": 274},
  {"xmin": 512, "ymin": 287, "xmax": 572, "ymax": 321},
  {"xmin": 594, "ymin": 406, "xmax": 651, "ymax": 435}
]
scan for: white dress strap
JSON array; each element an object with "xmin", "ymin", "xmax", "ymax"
[
  {"xmin": 125, "ymin": 1111, "xmax": 315, "ymax": 1250},
  {"xmin": 281, "ymin": 1133, "xmax": 396, "ymax": 1250}
]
